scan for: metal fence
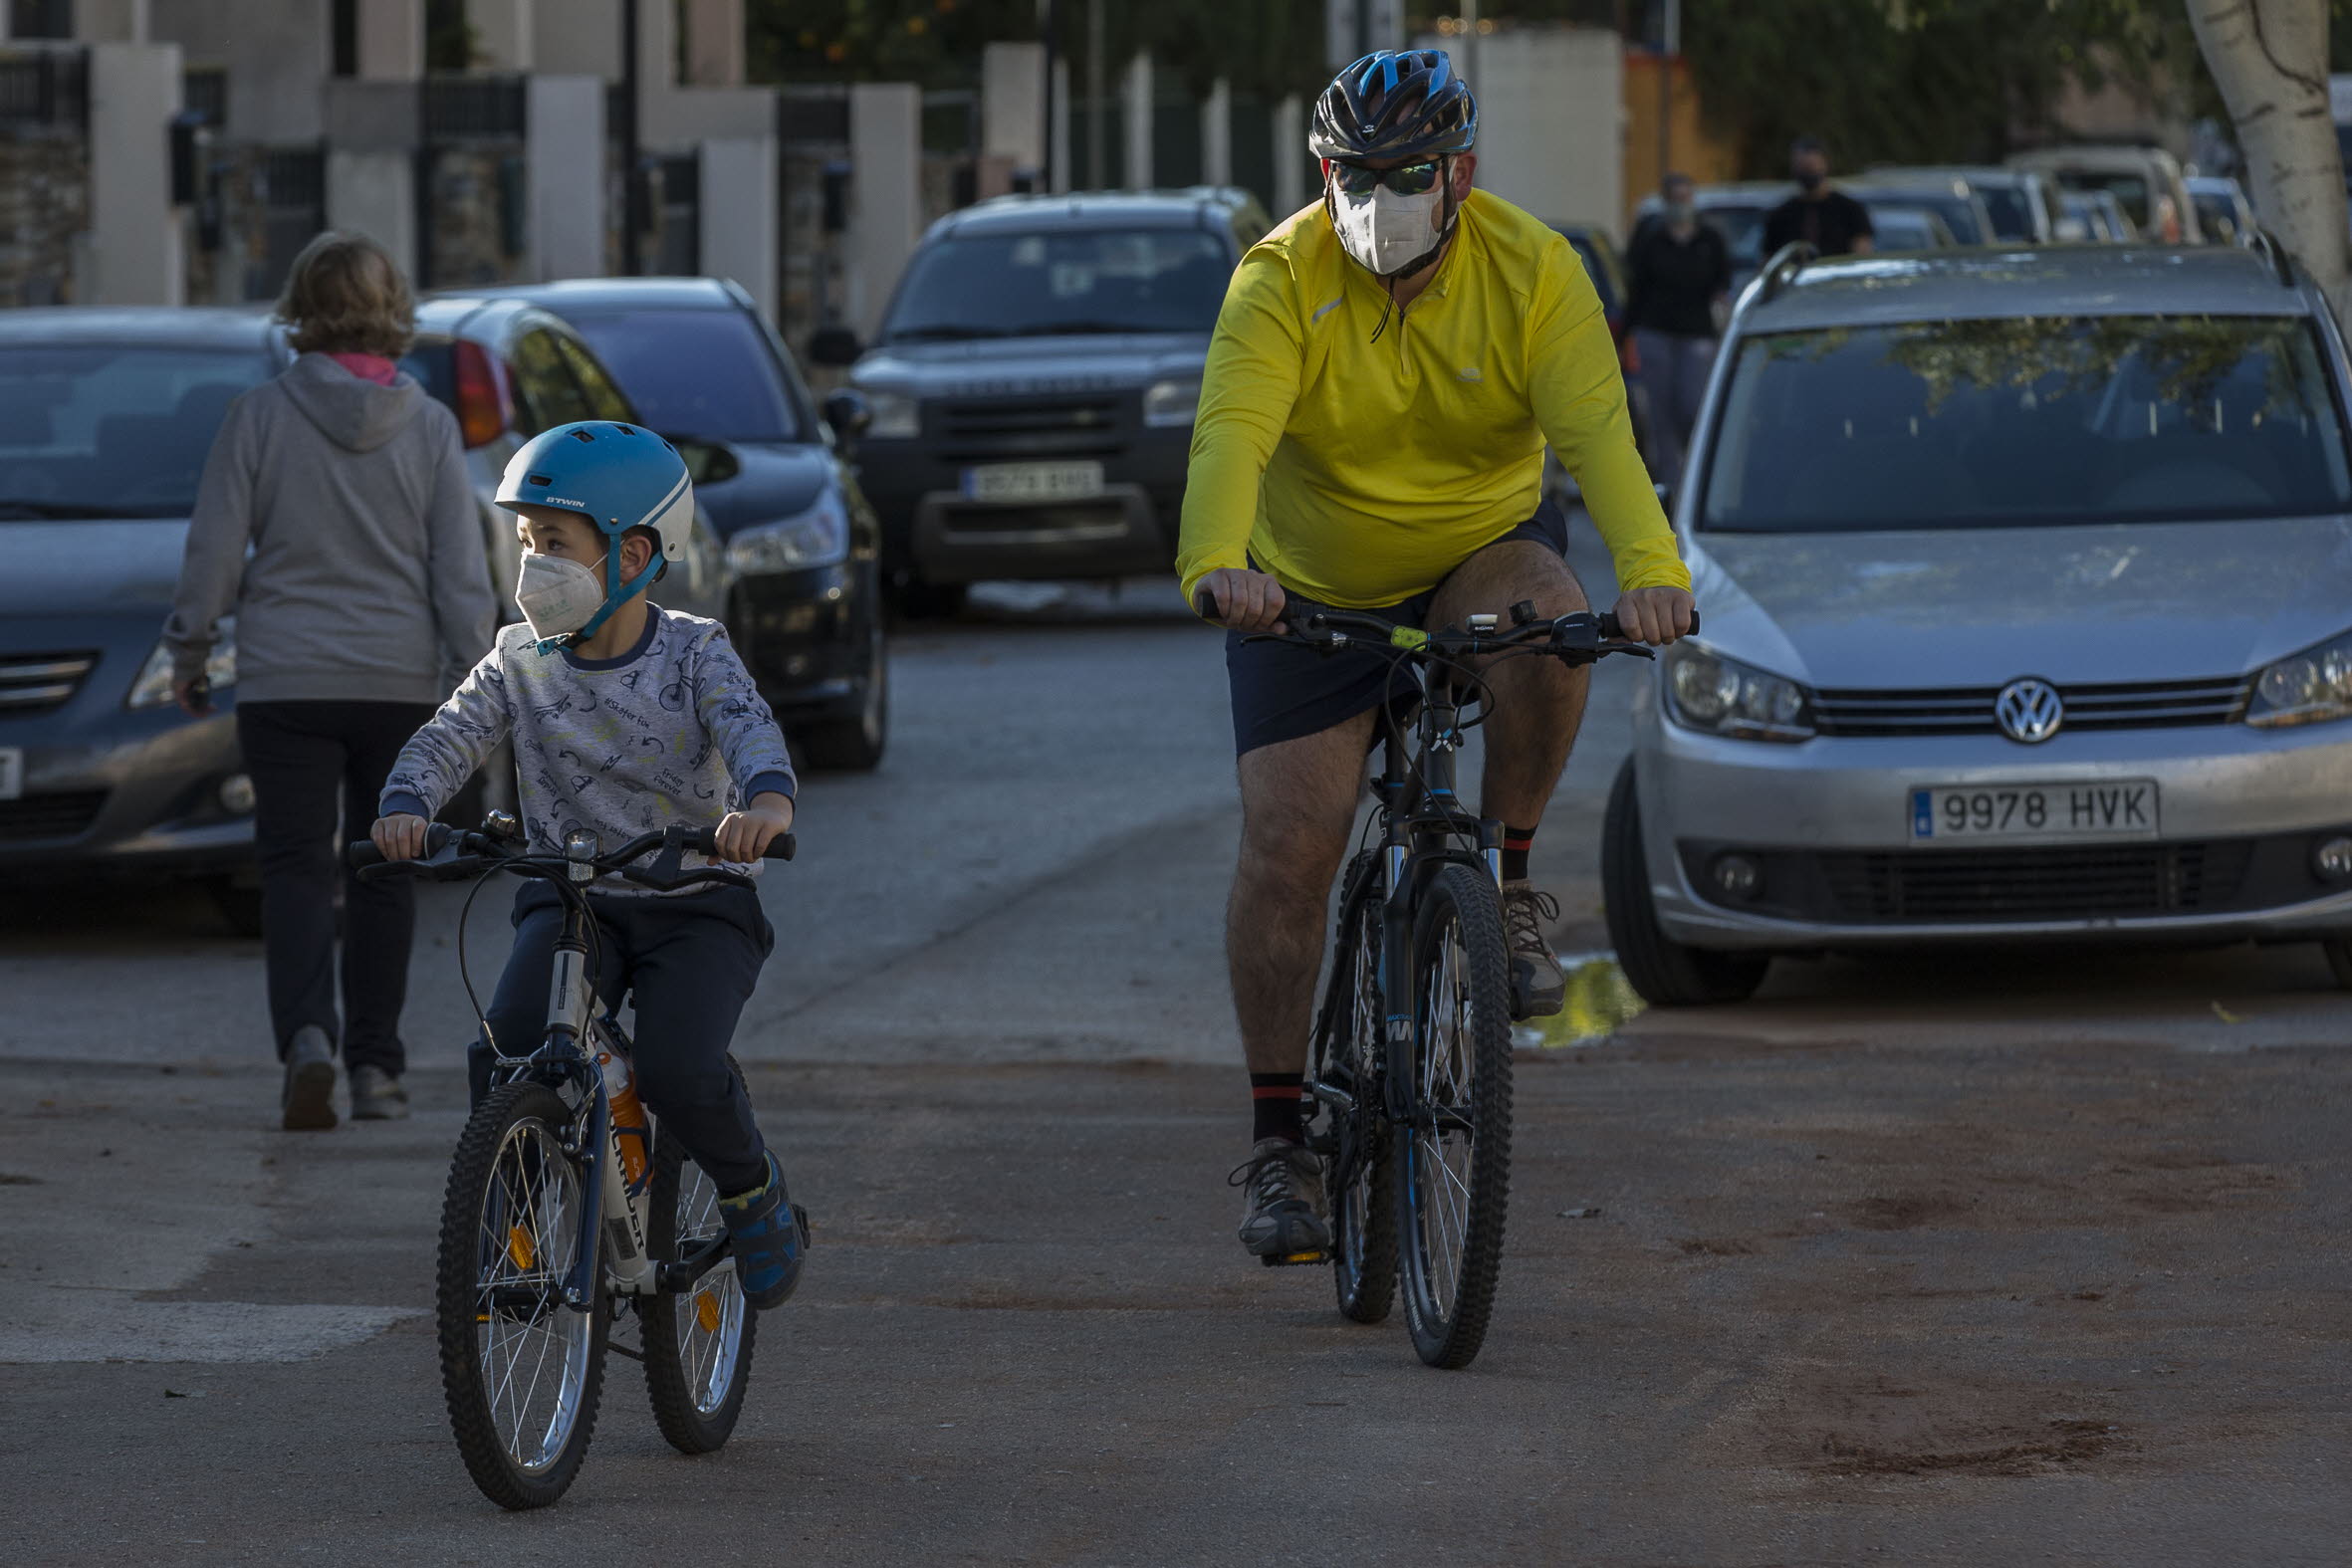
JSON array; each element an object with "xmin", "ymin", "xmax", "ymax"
[
  {"xmin": 0, "ymin": 48, "xmax": 87, "ymax": 130},
  {"xmin": 423, "ymin": 73, "xmax": 526, "ymax": 140}
]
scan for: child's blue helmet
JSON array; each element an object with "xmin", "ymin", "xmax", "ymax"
[{"xmin": 496, "ymin": 420, "xmax": 696, "ymax": 645}]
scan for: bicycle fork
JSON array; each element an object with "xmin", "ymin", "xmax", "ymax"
[{"xmin": 542, "ymin": 936, "xmax": 658, "ymax": 1309}]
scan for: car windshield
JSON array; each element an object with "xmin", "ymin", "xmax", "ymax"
[
  {"xmin": 882, "ymin": 227, "xmax": 1232, "ymax": 340},
  {"xmin": 1971, "ymin": 182, "xmax": 2034, "ymax": 240},
  {"xmin": 1700, "ymin": 316, "xmax": 2352, "ymax": 533},
  {"xmin": 1876, "ymin": 191, "xmax": 1985, "ymax": 245},
  {"xmin": 1867, "ymin": 210, "xmax": 1940, "ymax": 251},
  {"xmin": 1703, "ymin": 203, "xmax": 1771, "ymax": 268},
  {"xmin": 0, "ymin": 344, "xmax": 270, "ymax": 519},
  {"xmin": 2061, "ymin": 171, "xmax": 2151, "ymax": 227},
  {"xmin": 559, "ymin": 310, "xmax": 800, "ymax": 443}
]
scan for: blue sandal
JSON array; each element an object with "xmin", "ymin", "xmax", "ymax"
[{"xmin": 717, "ymin": 1151, "xmax": 809, "ymax": 1309}]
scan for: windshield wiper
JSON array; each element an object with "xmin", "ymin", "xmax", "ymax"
[
  {"xmin": 884, "ymin": 326, "xmax": 1004, "ymax": 342},
  {"xmin": 1003, "ymin": 322, "xmax": 1157, "ymax": 337},
  {"xmin": 0, "ymin": 499, "xmax": 138, "ymax": 520}
]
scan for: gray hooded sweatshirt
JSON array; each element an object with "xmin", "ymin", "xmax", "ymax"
[{"xmin": 163, "ymin": 351, "xmax": 499, "ymax": 706}]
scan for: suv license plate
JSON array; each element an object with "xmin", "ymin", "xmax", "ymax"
[
  {"xmin": 1910, "ymin": 781, "xmax": 2158, "ymax": 841},
  {"xmin": 0, "ymin": 748, "xmax": 20, "ymax": 800},
  {"xmin": 961, "ymin": 461, "xmax": 1105, "ymax": 504}
]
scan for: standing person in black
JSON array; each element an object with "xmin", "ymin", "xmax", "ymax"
[
  {"xmin": 1762, "ymin": 136, "xmax": 1876, "ymax": 259},
  {"xmin": 1623, "ymin": 173, "xmax": 1732, "ymax": 484}
]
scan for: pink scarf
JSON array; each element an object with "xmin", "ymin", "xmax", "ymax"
[{"xmin": 328, "ymin": 351, "xmax": 399, "ymax": 386}]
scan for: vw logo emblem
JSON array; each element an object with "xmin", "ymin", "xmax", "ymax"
[{"xmin": 1996, "ymin": 678, "xmax": 2063, "ymax": 744}]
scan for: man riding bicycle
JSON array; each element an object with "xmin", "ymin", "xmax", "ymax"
[{"xmin": 1178, "ymin": 50, "xmax": 1696, "ymax": 1261}]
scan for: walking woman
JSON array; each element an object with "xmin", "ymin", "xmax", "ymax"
[
  {"xmin": 1623, "ymin": 173, "xmax": 1732, "ymax": 485},
  {"xmin": 163, "ymin": 232, "xmax": 497, "ymax": 1129}
]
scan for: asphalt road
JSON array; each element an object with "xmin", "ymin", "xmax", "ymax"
[{"xmin": 5, "ymin": 543, "xmax": 2350, "ymax": 1565}]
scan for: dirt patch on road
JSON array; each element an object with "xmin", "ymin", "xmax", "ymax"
[{"xmin": 1759, "ymin": 1371, "xmax": 2131, "ymax": 1483}]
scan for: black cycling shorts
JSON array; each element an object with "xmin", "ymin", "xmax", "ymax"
[{"xmin": 1224, "ymin": 499, "xmax": 1574, "ymax": 757}]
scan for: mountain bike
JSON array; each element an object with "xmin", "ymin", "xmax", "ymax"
[
  {"xmin": 1252, "ymin": 601, "xmax": 1679, "ymax": 1369},
  {"xmin": 349, "ymin": 816, "xmax": 798, "ymax": 1509}
]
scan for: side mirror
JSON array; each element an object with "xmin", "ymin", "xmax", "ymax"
[
  {"xmin": 822, "ymin": 388, "xmax": 872, "ymax": 442},
  {"xmin": 666, "ymin": 435, "xmax": 741, "ymax": 487},
  {"xmin": 807, "ymin": 326, "xmax": 863, "ymax": 367}
]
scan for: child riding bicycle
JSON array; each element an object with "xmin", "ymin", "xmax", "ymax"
[{"xmin": 369, "ymin": 420, "xmax": 806, "ymax": 1309}]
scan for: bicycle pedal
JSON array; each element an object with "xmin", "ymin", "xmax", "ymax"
[{"xmin": 1261, "ymin": 1248, "xmax": 1330, "ymax": 1267}]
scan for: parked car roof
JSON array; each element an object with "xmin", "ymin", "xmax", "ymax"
[
  {"xmin": 1739, "ymin": 246, "xmax": 2312, "ymax": 332},
  {"xmin": 437, "ymin": 276, "xmax": 744, "ymax": 313},
  {"xmin": 945, "ymin": 187, "xmax": 1265, "ymax": 237},
  {"xmin": 0, "ymin": 307, "xmax": 272, "ymax": 347}
]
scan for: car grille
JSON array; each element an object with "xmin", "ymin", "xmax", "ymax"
[
  {"xmin": 1810, "ymin": 676, "xmax": 2250, "ymax": 737},
  {"xmin": 936, "ymin": 396, "xmax": 1124, "ymax": 461},
  {"xmin": 0, "ymin": 790, "xmax": 108, "ymax": 842},
  {"xmin": 0, "ymin": 651, "xmax": 99, "ymax": 715},
  {"xmin": 1815, "ymin": 841, "xmax": 2253, "ymax": 921}
]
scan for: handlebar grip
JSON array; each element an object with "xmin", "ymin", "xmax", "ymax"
[
  {"xmin": 1596, "ymin": 607, "xmax": 1700, "ymax": 640},
  {"xmin": 689, "ymin": 828, "xmax": 797, "ymax": 862},
  {"xmin": 345, "ymin": 821, "xmax": 451, "ymax": 870},
  {"xmin": 1192, "ymin": 588, "xmax": 1221, "ymax": 623}
]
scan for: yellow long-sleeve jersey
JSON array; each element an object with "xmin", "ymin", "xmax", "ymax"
[{"xmin": 1175, "ymin": 190, "xmax": 1691, "ymax": 610}]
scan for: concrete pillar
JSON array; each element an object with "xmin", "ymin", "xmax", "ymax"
[
  {"xmin": 699, "ymin": 135, "xmax": 775, "ymax": 321},
  {"xmin": 982, "ymin": 41, "xmax": 1045, "ymax": 175},
  {"xmin": 471, "ymin": 0, "xmax": 533, "ymax": 70},
  {"xmin": 1201, "ymin": 78, "xmax": 1232, "ymax": 188},
  {"xmin": 533, "ymin": 0, "xmax": 617, "ymax": 79},
  {"xmin": 356, "ymin": 0, "xmax": 423, "ymax": 81},
  {"xmin": 1050, "ymin": 57, "xmax": 1070, "ymax": 193},
  {"xmin": 527, "ymin": 74, "xmax": 603, "ymax": 280},
  {"xmin": 75, "ymin": 0, "xmax": 148, "ymax": 43},
  {"xmin": 682, "ymin": 0, "xmax": 743, "ymax": 86},
  {"xmin": 1274, "ymin": 96, "xmax": 1304, "ymax": 215},
  {"xmin": 846, "ymin": 82, "xmax": 919, "ymax": 337},
  {"xmin": 86, "ymin": 41, "xmax": 183, "ymax": 305},
  {"xmin": 1122, "ymin": 51, "xmax": 1152, "ymax": 190},
  {"xmin": 326, "ymin": 149, "xmax": 417, "ymax": 280}
]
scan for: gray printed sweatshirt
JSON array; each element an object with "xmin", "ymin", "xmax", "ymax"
[{"xmin": 380, "ymin": 607, "xmax": 797, "ymax": 891}]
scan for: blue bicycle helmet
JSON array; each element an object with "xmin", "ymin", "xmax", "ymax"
[
  {"xmin": 496, "ymin": 420, "xmax": 695, "ymax": 646},
  {"xmin": 1309, "ymin": 49, "xmax": 1478, "ymax": 163}
]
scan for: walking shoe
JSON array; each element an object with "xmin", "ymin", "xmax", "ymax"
[
  {"xmin": 1230, "ymin": 1137, "xmax": 1330, "ymax": 1261},
  {"xmin": 349, "ymin": 1065, "xmax": 410, "ymax": 1121},
  {"xmin": 717, "ymin": 1150, "xmax": 808, "ymax": 1310},
  {"xmin": 1502, "ymin": 881, "xmax": 1566, "ymax": 1020},
  {"xmin": 281, "ymin": 1026, "xmax": 338, "ymax": 1132}
]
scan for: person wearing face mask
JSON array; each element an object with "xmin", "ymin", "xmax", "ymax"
[
  {"xmin": 162, "ymin": 232, "xmax": 497, "ymax": 1129},
  {"xmin": 369, "ymin": 422, "xmax": 810, "ymax": 1309},
  {"xmin": 1624, "ymin": 172, "xmax": 1733, "ymax": 484},
  {"xmin": 1175, "ymin": 49, "xmax": 1694, "ymax": 1265},
  {"xmin": 1762, "ymin": 135, "xmax": 1875, "ymax": 259}
]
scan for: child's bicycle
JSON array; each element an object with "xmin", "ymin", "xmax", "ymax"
[{"xmin": 349, "ymin": 815, "xmax": 799, "ymax": 1510}]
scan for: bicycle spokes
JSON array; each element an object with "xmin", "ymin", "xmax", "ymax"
[
  {"xmin": 669, "ymin": 1162, "xmax": 745, "ymax": 1416},
  {"xmin": 1413, "ymin": 928, "xmax": 1481, "ymax": 1319},
  {"xmin": 476, "ymin": 1118, "xmax": 592, "ymax": 1474}
]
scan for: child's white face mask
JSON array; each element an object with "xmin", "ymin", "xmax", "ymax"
[
  {"xmin": 1329, "ymin": 180, "xmax": 1449, "ymax": 280},
  {"xmin": 515, "ymin": 550, "xmax": 608, "ymax": 642}
]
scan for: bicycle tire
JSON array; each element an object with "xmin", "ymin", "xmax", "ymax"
[
  {"xmin": 1395, "ymin": 862, "xmax": 1514, "ymax": 1369},
  {"xmin": 436, "ymin": 1082, "xmax": 609, "ymax": 1510},
  {"xmin": 641, "ymin": 1127, "xmax": 758, "ymax": 1454},
  {"xmin": 1315, "ymin": 872, "xmax": 1397, "ymax": 1324}
]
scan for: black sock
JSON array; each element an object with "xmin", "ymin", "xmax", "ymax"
[
  {"xmin": 1501, "ymin": 824, "xmax": 1537, "ymax": 883},
  {"xmin": 1250, "ymin": 1072, "xmax": 1306, "ymax": 1145}
]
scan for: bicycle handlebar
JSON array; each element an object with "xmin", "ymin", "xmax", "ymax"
[
  {"xmin": 346, "ymin": 819, "xmax": 795, "ymax": 888},
  {"xmin": 1191, "ymin": 586, "xmax": 1696, "ymax": 658}
]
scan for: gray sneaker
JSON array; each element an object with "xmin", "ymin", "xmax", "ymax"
[
  {"xmin": 281, "ymin": 1026, "xmax": 338, "ymax": 1131},
  {"xmin": 349, "ymin": 1065, "xmax": 410, "ymax": 1121},
  {"xmin": 1502, "ymin": 881, "xmax": 1566, "ymax": 1020},
  {"xmin": 1231, "ymin": 1138, "xmax": 1331, "ymax": 1262}
]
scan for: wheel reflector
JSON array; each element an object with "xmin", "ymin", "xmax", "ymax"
[
  {"xmin": 695, "ymin": 1290, "xmax": 720, "ymax": 1333},
  {"xmin": 507, "ymin": 1225, "xmax": 535, "ymax": 1270}
]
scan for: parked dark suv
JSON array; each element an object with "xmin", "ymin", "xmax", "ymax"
[{"xmin": 811, "ymin": 186, "xmax": 1271, "ymax": 616}]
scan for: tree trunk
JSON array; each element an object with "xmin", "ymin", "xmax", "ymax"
[{"xmin": 2188, "ymin": 0, "xmax": 2350, "ymax": 323}]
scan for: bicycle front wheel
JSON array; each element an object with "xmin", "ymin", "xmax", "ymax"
[
  {"xmin": 436, "ymin": 1083, "xmax": 609, "ymax": 1510},
  {"xmin": 1316, "ymin": 875, "xmax": 1396, "ymax": 1324},
  {"xmin": 1395, "ymin": 862, "xmax": 1515, "ymax": 1369},
  {"xmin": 641, "ymin": 1128, "xmax": 758, "ymax": 1453}
]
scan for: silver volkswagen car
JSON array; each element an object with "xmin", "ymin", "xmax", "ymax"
[{"xmin": 1606, "ymin": 241, "xmax": 2352, "ymax": 1004}]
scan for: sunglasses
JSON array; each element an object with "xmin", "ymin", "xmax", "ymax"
[{"xmin": 1327, "ymin": 157, "xmax": 1447, "ymax": 198}]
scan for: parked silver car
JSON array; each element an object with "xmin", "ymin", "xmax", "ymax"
[{"xmin": 1605, "ymin": 242, "xmax": 2352, "ymax": 1004}]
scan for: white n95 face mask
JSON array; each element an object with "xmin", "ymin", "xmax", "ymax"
[
  {"xmin": 1329, "ymin": 182, "xmax": 1450, "ymax": 280},
  {"xmin": 515, "ymin": 550, "xmax": 608, "ymax": 642}
]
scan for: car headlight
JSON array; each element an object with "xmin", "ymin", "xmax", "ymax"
[
  {"xmin": 2248, "ymin": 628, "xmax": 2352, "ymax": 728},
  {"xmin": 1662, "ymin": 644, "xmax": 1813, "ymax": 742},
  {"xmin": 1142, "ymin": 377, "xmax": 1200, "ymax": 428},
  {"xmin": 858, "ymin": 388, "xmax": 920, "ymax": 439},
  {"xmin": 727, "ymin": 496, "xmax": 849, "ymax": 574},
  {"xmin": 127, "ymin": 621, "xmax": 236, "ymax": 710}
]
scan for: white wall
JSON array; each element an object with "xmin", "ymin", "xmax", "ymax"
[
  {"xmin": 527, "ymin": 74, "xmax": 602, "ymax": 280},
  {"xmin": 1202, "ymin": 78, "xmax": 1232, "ymax": 188},
  {"xmin": 471, "ymin": 0, "xmax": 534, "ymax": 70},
  {"xmin": 149, "ymin": 0, "xmax": 329, "ymax": 142},
  {"xmin": 982, "ymin": 40, "xmax": 1045, "ymax": 173},
  {"xmin": 75, "ymin": 0, "xmax": 147, "ymax": 42},
  {"xmin": 1122, "ymin": 51, "xmax": 1151, "ymax": 189},
  {"xmin": 325, "ymin": 148, "xmax": 416, "ymax": 279},
  {"xmin": 533, "ymin": 0, "xmax": 617, "ymax": 78},
  {"xmin": 846, "ymin": 82, "xmax": 919, "ymax": 336},
  {"xmin": 85, "ymin": 41, "xmax": 183, "ymax": 306},
  {"xmin": 682, "ymin": 0, "xmax": 744, "ymax": 86},
  {"xmin": 1273, "ymin": 97, "xmax": 1305, "ymax": 216},
  {"xmin": 699, "ymin": 135, "xmax": 776, "ymax": 321},
  {"xmin": 1418, "ymin": 25, "xmax": 1621, "ymax": 228},
  {"xmin": 354, "ymin": 0, "xmax": 422, "ymax": 81}
]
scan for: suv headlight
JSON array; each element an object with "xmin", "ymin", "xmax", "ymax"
[
  {"xmin": 2248, "ymin": 628, "xmax": 2352, "ymax": 728},
  {"xmin": 1142, "ymin": 377, "xmax": 1200, "ymax": 428},
  {"xmin": 127, "ymin": 621, "xmax": 236, "ymax": 710},
  {"xmin": 1663, "ymin": 644, "xmax": 1813, "ymax": 742},
  {"xmin": 727, "ymin": 496, "xmax": 848, "ymax": 574},
  {"xmin": 859, "ymin": 389, "xmax": 920, "ymax": 439}
]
